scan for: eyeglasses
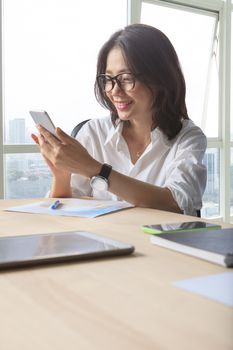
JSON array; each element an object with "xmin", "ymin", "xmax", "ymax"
[{"xmin": 96, "ymin": 72, "xmax": 136, "ymax": 92}]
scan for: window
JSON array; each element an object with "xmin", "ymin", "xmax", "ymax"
[
  {"xmin": 0, "ymin": 0, "xmax": 232, "ymax": 222},
  {"xmin": 140, "ymin": 0, "xmax": 220, "ymax": 218},
  {"xmin": 141, "ymin": 1, "xmax": 218, "ymax": 137},
  {"xmin": 1, "ymin": 0, "xmax": 127, "ymax": 198},
  {"xmin": 138, "ymin": 0, "xmax": 232, "ymax": 220},
  {"xmin": 230, "ymin": 4, "xmax": 233, "ymax": 219},
  {"xmin": 3, "ymin": 0, "xmax": 127, "ymax": 138},
  {"xmin": 202, "ymin": 149, "xmax": 220, "ymax": 217}
]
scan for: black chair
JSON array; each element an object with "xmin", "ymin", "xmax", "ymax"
[{"xmin": 71, "ymin": 119, "xmax": 90, "ymax": 138}]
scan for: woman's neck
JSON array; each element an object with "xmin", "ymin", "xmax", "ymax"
[
  {"xmin": 122, "ymin": 120, "xmax": 153, "ymax": 164},
  {"xmin": 122, "ymin": 118, "xmax": 152, "ymax": 141}
]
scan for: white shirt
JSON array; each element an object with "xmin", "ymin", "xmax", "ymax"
[{"xmin": 71, "ymin": 116, "xmax": 207, "ymax": 216}]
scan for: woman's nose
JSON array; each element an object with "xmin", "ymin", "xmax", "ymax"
[{"xmin": 111, "ymin": 81, "xmax": 124, "ymax": 94}]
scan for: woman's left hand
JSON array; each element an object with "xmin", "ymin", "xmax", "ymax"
[{"xmin": 36, "ymin": 125, "xmax": 101, "ymax": 178}]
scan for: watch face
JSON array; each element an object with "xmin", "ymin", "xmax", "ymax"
[{"xmin": 90, "ymin": 176, "xmax": 108, "ymax": 191}]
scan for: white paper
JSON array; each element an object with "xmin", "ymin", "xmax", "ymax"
[
  {"xmin": 173, "ymin": 272, "xmax": 233, "ymax": 307},
  {"xmin": 5, "ymin": 198, "xmax": 134, "ymax": 218}
]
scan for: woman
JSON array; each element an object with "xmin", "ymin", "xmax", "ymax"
[{"xmin": 32, "ymin": 24, "xmax": 207, "ymax": 216}]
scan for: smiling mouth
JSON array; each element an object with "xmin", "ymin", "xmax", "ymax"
[{"xmin": 114, "ymin": 101, "xmax": 132, "ymax": 110}]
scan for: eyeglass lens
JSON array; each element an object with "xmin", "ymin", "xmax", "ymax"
[{"xmin": 98, "ymin": 73, "xmax": 135, "ymax": 92}]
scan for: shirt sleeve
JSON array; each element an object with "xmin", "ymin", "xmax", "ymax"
[{"xmin": 164, "ymin": 127, "xmax": 207, "ymax": 216}]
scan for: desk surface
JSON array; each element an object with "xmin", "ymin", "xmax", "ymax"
[{"xmin": 0, "ymin": 199, "xmax": 232, "ymax": 350}]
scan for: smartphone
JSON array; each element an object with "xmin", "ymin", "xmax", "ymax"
[
  {"xmin": 0, "ymin": 230, "xmax": 134, "ymax": 269},
  {"xmin": 142, "ymin": 221, "xmax": 221, "ymax": 235},
  {"xmin": 29, "ymin": 110, "xmax": 56, "ymax": 137}
]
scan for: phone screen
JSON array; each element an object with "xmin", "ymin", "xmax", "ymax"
[
  {"xmin": 0, "ymin": 231, "xmax": 134, "ymax": 269},
  {"xmin": 29, "ymin": 110, "xmax": 56, "ymax": 136}
]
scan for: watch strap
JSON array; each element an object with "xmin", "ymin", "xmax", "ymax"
[{"xmin": 98, "ymin": 163, "xmax": 112, "ymax": 180}]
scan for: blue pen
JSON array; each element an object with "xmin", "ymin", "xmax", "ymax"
[{"xmin": 50, "ymin": 200, "xmax": 61, "ymax": 209}]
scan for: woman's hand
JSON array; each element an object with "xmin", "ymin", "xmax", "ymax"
[
  {"xmin": 34, "ymin": 125, "xmax": 101, "ymax": 178},
  {"xmin": 31, "ymin": 132, "xmax": 70, "ymax": 180}
]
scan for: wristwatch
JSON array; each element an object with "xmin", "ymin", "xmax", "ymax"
[{"xmin": 90, "ymin": 163, "xmax": 112, "ymax": 191}]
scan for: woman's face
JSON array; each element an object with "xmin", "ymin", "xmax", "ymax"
[{"xmin": 105, "ymin": 46, "xmax": 153, "ymax": 125}]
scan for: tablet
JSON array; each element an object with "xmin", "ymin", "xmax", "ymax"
[{"xmin": 0, "ymin": 231, "xmax": 134, "ymax": 269}]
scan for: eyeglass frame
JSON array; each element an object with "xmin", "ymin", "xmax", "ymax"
[{"xmin": 96, "ymin": 72, "xmax": 138, "ymax": 92}]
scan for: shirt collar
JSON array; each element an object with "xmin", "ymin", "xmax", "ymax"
[
  {"xmin": 104, "ymin": 119, "xmax": 123, "ymax": 146},
  {"xmin": 104, "ymin": 121, "xmax": 172, "ymax": 149}
]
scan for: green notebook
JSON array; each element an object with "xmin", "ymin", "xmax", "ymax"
[{"xmin": 142, "ymin": 221, "xmax": 221, "ymax": 235}]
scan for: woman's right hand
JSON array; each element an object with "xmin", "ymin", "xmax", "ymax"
[
  {"xmin": 31, "ymin": 133, "xmax": 72, "ymax": 197},
  {"xmin": 31, "ymin": 133, "xmax": 71, "ymax": 177}
]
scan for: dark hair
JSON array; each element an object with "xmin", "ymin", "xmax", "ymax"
[{"xmin": 94, "ymin": 23, "xmax": 189, "ymax": 140}]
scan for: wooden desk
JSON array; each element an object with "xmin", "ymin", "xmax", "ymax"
[{"xmin": 0, "ymin": 199, "xmax": 232, "ymax": 350}]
